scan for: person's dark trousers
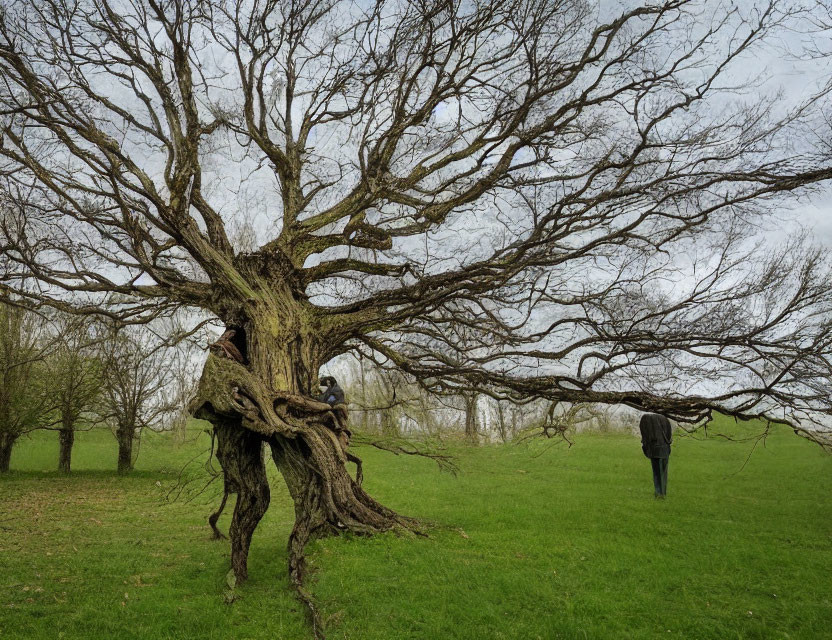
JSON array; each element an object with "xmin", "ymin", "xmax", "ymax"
[{"xmin": 650, "ymin": 457, "xmax": 669, "ymax": 496}]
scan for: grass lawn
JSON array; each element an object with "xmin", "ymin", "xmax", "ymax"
[{"xmin": 1, "ymin": 416, "xmax": 830, "ymax": 639}]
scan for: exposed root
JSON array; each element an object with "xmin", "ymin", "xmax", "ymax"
[
  {"xmin": 191, "ymin": 399, "xmax": 270, "ymax": 582},
  {"xmin": 288, "ymin": 501, "xmax": 326, "ymax": 639},
  {"xmin": 282, "ymin": 479, "xmax": 421, "ymax": 640},
  {"xmin": 346, "ymin": 451, "xmax": 363, "ymax": 486},
  {"xmin": 208, "ymin": 487, "xmax": 229, "ymax": 540}
]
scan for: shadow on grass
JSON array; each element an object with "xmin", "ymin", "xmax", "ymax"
[{"xmin": 0, "ymin": 469, "xmax": 168, "ymax": 481}]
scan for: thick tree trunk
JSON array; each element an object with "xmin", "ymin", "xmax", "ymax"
[
  {"xmin": 194, "ymin": 355, "xmax": 412, "ymax": 583},
  {"xmin": 270, "ymin": 422, "xmax": 407, "ymax": 584},
  {"xmin": 212, "ymin": 415, "xmax": 270, "ymax": 581},
  {"xmin": 116, "ymin": 425, "xmax": 134, "ymax": 474},
  {"xmin": 58, "ymin": 427, "xmax": 74, "ymax": 473},
  {"xmin": 0, "ymin": 431, "xmax": 16, "ymax": 473}
]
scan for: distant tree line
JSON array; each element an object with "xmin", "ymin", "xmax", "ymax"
[
  {"xmin": 0, "ymin": 300, "xmax": 197, "ymax": 473},
  {"xmin": 1, "ymin": 295, "xmax": 621, "ymax": 478},
  {"xmin": 4, "ymin": 295, "xmax": 594, "ymax": 475},
  {"xmin": 339, "ymin": 356, "xmax": 624, "ymax": 444}
]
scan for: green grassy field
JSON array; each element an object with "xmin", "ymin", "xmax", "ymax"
[{"xmin": 1, "ymin": 417, "xmax": 830, "ymax": 639}]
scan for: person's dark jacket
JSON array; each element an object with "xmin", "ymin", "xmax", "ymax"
[
  {"xmin": 318, "ymin": 377, "xmax": 345, "ymax": 406},
  {"xmin": 639, "ymin": 413, "xmax": 673, "ymax": 458}
]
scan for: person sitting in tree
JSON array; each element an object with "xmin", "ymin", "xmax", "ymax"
[
  {"xmin": 317, "ymin": 375, "xmax": 345, "ymax": 406},
  {"xmin": 318, "ymin": 376, "xmax": 350, "ymax": 450}
]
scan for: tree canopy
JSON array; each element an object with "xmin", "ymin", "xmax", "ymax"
[{"xmin": 2, "ymin": 0, "xmax": 831, "ymax": 423}]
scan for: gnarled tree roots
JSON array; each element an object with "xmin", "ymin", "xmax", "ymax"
[{"xmin": 189, "ymin": 355, "xmax": 419, "ymax": 636}]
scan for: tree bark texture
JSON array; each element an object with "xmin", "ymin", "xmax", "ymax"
[
  {"xmin": 212, "ymin": 414, "xmax": 270, "ymax": 581},
  {"xmin": 0, "ymin": 431, "xmax": 15, "ymax": 473},
  {"xmin": 270, "ymin": 422, "xmax": 409, "ymax": 586},
  {"xmin": 208, "ymin": 487, "xmax": 230, "ymax": 541},
  {"xmin": 116, "ymin": 425, "xmax": 134, "ymax": 475},
  {"xmin": 58, "ymin": 427, "xmax": 74, "ymax": 473}
]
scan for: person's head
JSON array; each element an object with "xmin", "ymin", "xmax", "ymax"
[{"xmin": 319, "ymin": 375, "xmax": 336, "ymax": 388}]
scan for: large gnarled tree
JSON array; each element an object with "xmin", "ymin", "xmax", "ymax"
[{"xmin": 2, "ymin": 0, "xmax": 832, "ymax": 624}]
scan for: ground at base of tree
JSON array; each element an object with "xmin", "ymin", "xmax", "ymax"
[{"xmin": 0, "ymin": 418, "xmax": 830, "ymax": 640}]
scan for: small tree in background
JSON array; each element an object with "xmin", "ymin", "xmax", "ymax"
[
  {"xmin": 462, "ymin": 392, "xmax": 480, "ymax": 443},
  {"xmin": 343, "ymin": 360, "xmax": 453, "ymax": 437},
  {"xmin": 97, "ymin": 325, "xmax": 175, "ymax": 474},
  {"xmin": 168, "ymin": 346, "xmax": 199, "ymax": 444},
  {"xmin": 492, "ymin": 399, "xmax": 525, "ymax": 444},
  {"xmin": 0, "ymin": 301, "xmax": 53, "ymax": 472},
  {"xmin": 47, "ymin": 317, "xmax": 101, "ymax": 473},
  {"xmin": 157, "ymin": 316, "xmax": 209, "ymax": 445}
]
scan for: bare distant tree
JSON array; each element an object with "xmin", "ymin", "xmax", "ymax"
[
  {"xmin": 97, "ymin": 325, "xmax": 175, "ymax": 474},
  {"xmin": 0, "ymin": 301, "xmax": 53, "ymax": 471},
  {"xmin": 343, "ymin": 358, "xmax": 451, "ymax": 436},
  {"xmin": 492, "ymin": 399, "xmax": 527, "ymax": 443},
  {"xmin": 354, "ymin": 365, "xmax": 403, "ymax": 436},
  {"xmin": 157, "ymin": 316, "xmax": 209, "ymax": 444},
  {"xmin": 45, "ymin": 316, "xmax": 101, "ymax": 473},
  {"xmin": 2, "ymin": 1, "xmax": 832, "ymax": 628},
  {"xmin": 462, "ymin": 391, "xmax": 480, "ymax": 443}
]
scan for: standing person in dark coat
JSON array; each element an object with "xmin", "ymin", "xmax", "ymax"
[{"xmin": 639, "ymin": 413, "xmax": 673, "ymax": 497}]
